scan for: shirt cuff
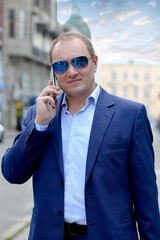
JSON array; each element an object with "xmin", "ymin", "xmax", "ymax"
[{"xmin": 34, "ymin": 121, "xmax": 49, "ymax": 132}]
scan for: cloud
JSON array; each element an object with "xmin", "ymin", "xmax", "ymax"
[
  {"xmin": 83, "ymin": 17, "xmax": 91, "ymax": 23},
  {"xmin": 134, "ymin": 16, "xmax": 154, "ymax": 26},
  {"xmin": 120, "ymin": 33, "xmax": 128, "ymax": 40},
  {"xmin": 59, "ymin": 9, "xmax": 70, "ymax": 17},
  {"xmin": 126, "ymin": 1, "xmax": 134, "ymax": 6},
  {"xmin": 99, "ymin": 8, "xmax": 140, "ymax": 24},
  {"xmin": 154, "ymin": 44, "xmax": 160, "ymax": 56},
  {"xmin": 83, "ymin": 16, "xmax": 104, "ymax": 31},
  {"xmin": 57, "ymin": 0, "xmax": 69, "ymax": 2},
  {"xmin": 148, "ymin": 0, "xmax": 158, "ymax": 7},
  {"xmin": 147, "ymin": 35, "xmax": 160, "ymax": 43},
  {"xmin": 85, "ymin": 17, "xmax": 105, "ymax": 30},
  {"xmin": 91, "ymin": 1, "xmax": 97, "ymax": 8},
  {"xmin": 147, "ymin": 38, "xmax": 154, "ymax": 42},
  {"xmin": 97, "ymin": 44, "xmax": 160, "ymax": 64},
  {"xmin": 129, "ymin": 31, "xmax": 145, "ymax": 39},
  {"xmin": 93, "ymin": 36, "xmax": 115, "ymax": 52},
  {"xmin": 112, "ymin": 10, "xmax": 140, "ymax": 22},
  {"xmin": 96, "ymin": 0, "xmax": 140, "ymax": 23},
  {"xmin": 92, "ymin": 31, "xmax": 160, "ymax": 64}
]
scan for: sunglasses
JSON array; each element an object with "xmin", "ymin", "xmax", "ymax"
[{"xmin": 52, "ymin": 56, "xmax": 92, "ymax": 75}]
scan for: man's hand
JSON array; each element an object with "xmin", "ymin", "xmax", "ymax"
[{"xmin": 35, "ymin": 80, "xmax": 61, "ymax": 125}]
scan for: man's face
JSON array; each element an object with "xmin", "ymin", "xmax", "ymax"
[{"xmin": 51, "ymin": 38, "xmax": 98, "ymax": 99}]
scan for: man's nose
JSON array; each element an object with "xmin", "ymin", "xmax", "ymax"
[{"xmin": 67, "ymin": 63, "xmax": 78, "ymax": 76}]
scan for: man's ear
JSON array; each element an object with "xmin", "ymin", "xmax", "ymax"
[{"xmin": 93, "ymin": 55, "xmax": 98, "ymax": 73}]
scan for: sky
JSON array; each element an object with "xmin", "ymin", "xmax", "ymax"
[{"xmin": 57, "ymin": 0, "xmax": 160, "ymax": 64}]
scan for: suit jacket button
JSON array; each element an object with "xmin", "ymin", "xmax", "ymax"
[
  {"xmin": 60, "ymin": 180, "xmax": 64, "ymax": 186},
  {"xmin": 57, "ymin": 210, "xmax": 62, "ymax": 216}
]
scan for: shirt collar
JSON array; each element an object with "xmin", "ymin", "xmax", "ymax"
[
  {"xmin": 61, "ymin": 84, "xmax": 100, "ymax": 108},
  {"xmin": 87, "ymin": 84, "xmax": 100, "ymax": 105}
]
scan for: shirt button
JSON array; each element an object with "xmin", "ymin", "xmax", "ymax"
[{"xmin": 57, "ymin": 210, "xmax": 63, "ymax": 216}]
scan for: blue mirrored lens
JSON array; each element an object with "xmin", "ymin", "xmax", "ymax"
[
  {"xmin": 53, "ymin": 61, "xmax": 68, "ymax": 74},
  {"xmin": 72, "ymin": 56, "xmax": 88, "ymax": 69}
]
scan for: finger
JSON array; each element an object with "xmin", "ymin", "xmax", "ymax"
[
  {"xmin": 47, "ymin": 96, "xmax": 57, "ymax": 108},
  {"xmin": 37, "ymin": 95, "xmax": 56, "ymax": 108},
  {"xmin": 48, "ymin": 80, "xmax": 53, "ymax": 86},
  {"xmin": 39, "ymin": 86, "xmax": 60, "ymax": 98},
  {"xmin": 50, "ymin": 88, "xmax": 61, "ymax": 95}
]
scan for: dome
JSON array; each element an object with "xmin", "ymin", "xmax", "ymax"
[{"xmin": 63, "ymin": 4, "xmax": 91, "ymax": 39}]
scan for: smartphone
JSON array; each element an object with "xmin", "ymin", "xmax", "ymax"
[{"xmin": 50, "ymin": 68, "xmax": 57, "ymax": 101}]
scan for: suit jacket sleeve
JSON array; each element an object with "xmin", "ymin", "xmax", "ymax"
[
  {"xmin": 129, "ymin": 104, "xmax": 160, "ymax": 239},
  {"xmin": 1, "ymin": 105, "xmax": 49, "ymax": 184}
]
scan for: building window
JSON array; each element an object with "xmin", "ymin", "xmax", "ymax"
[
  {"xmin": 33, "ymin": 0, "xmax": 39, "ymax": 7},
  {"xmin": 123, "ymin": 72, "xmax": 128, "ymax": 80},
  {"xmin": 33, "ymin": 0, "xmax": 44, "ymax": 9},
  {"xmin": 144, "ymin": 86, "xmax": 150, "ymax": 98},
  {"xmin": 144, "ymin": 72, "xmax": 149, "ymax": 80},
  {"xmin": 134, "ymin": 72, "xmax": 138, "ymax": 80},
  {"xmin": 134, "ymin": 86, "xmax": 138, "ymax": 98},
  {"xmin": 19, "ymin": 10, "xmax": 26, "ymax": 39},
  {"xmin": 112, "ymin": 71, "xmax": 117, "ymax": 79},
  {"xmin": 111, "ymin": 86, "xmax": 117, "ymax": 95},
  {"xmin": 123, "ymin": 86, "xmax": 128, "ymax": 98},
  {"xmin": 9, "ymin": 9, "xmax": 15, "ymax": 37}
]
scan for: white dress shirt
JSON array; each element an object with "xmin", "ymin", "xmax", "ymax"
[{"xmin": 61, "ymin": 85, "xmax": 100, "ymax": 225}]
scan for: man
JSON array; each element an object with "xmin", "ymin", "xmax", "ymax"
[{"xmin": 2, "ymin": 32, "xmax": 160, "ymax": 240}]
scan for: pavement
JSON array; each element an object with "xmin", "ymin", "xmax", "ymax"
[
  {"xmin": 0, "ymin": 127, "xmax": 160, "ymax": 240},
  {"xmin": 0, "ymin": 215, "xmax": 30, "ymax": 240},
  {"xmin": 12, "ymin": 226, "xmax": 29, "ymax": 240},
  {"xmin": 0, "ymin": 130, "xmax": 32, "ymax": 240}
]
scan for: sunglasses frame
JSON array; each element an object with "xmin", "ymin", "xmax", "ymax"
[{"xmin": 52, "ymin": 56, "xmax": 92, "ymax": 75}]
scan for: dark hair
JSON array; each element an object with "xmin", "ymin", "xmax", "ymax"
[{"xmin": 49, "ymin": 32, "xmax": 95, "ymax": 65}]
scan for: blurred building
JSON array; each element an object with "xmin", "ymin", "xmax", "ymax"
[
  {"xmin": 0, "ymin": 0, "xmax": 91, "ymax": 129},
  {"xmin": 1, "ymin": 0, "xmax": 62, "ymax": 129},
  {"xmin": 100, "ymin": 59, "xmax": 160, "ymax": 120},
  {"xmin": 63, "ymin": 3, "xmax": 91, "ymax": 39},
  {"xmin": 0, "ymin": 0, "xmax": 5, "ymax": 123}
]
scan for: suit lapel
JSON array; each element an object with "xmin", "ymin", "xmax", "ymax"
[
  {"xmin": 85, "ymin": 88, "xmax": 115, "ymax": 184},
  {"xmin": 47, "ymin": 89, "xmax": 115, "ymax": 182}
]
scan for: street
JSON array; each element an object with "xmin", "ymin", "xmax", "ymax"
[
  {"xmin": 0, "ymin": 126, "xmax": 160, "ymax": 238},
  {"xmin": 0, "ymin": 131, "xmax": 33, "ymax": 237}
]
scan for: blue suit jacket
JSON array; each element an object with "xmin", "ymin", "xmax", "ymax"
[{"xmin": 2, "ymin": 87, "xmax": 160, "ymax": 240}]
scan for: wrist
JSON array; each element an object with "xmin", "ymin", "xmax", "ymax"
[
  {"xmin": 34, "ymin": 120, "xmax": 49, "ymax": 131},
  {"xmin": 35, "ymin": 116, "xmax": 50, "ymax": 126}
]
